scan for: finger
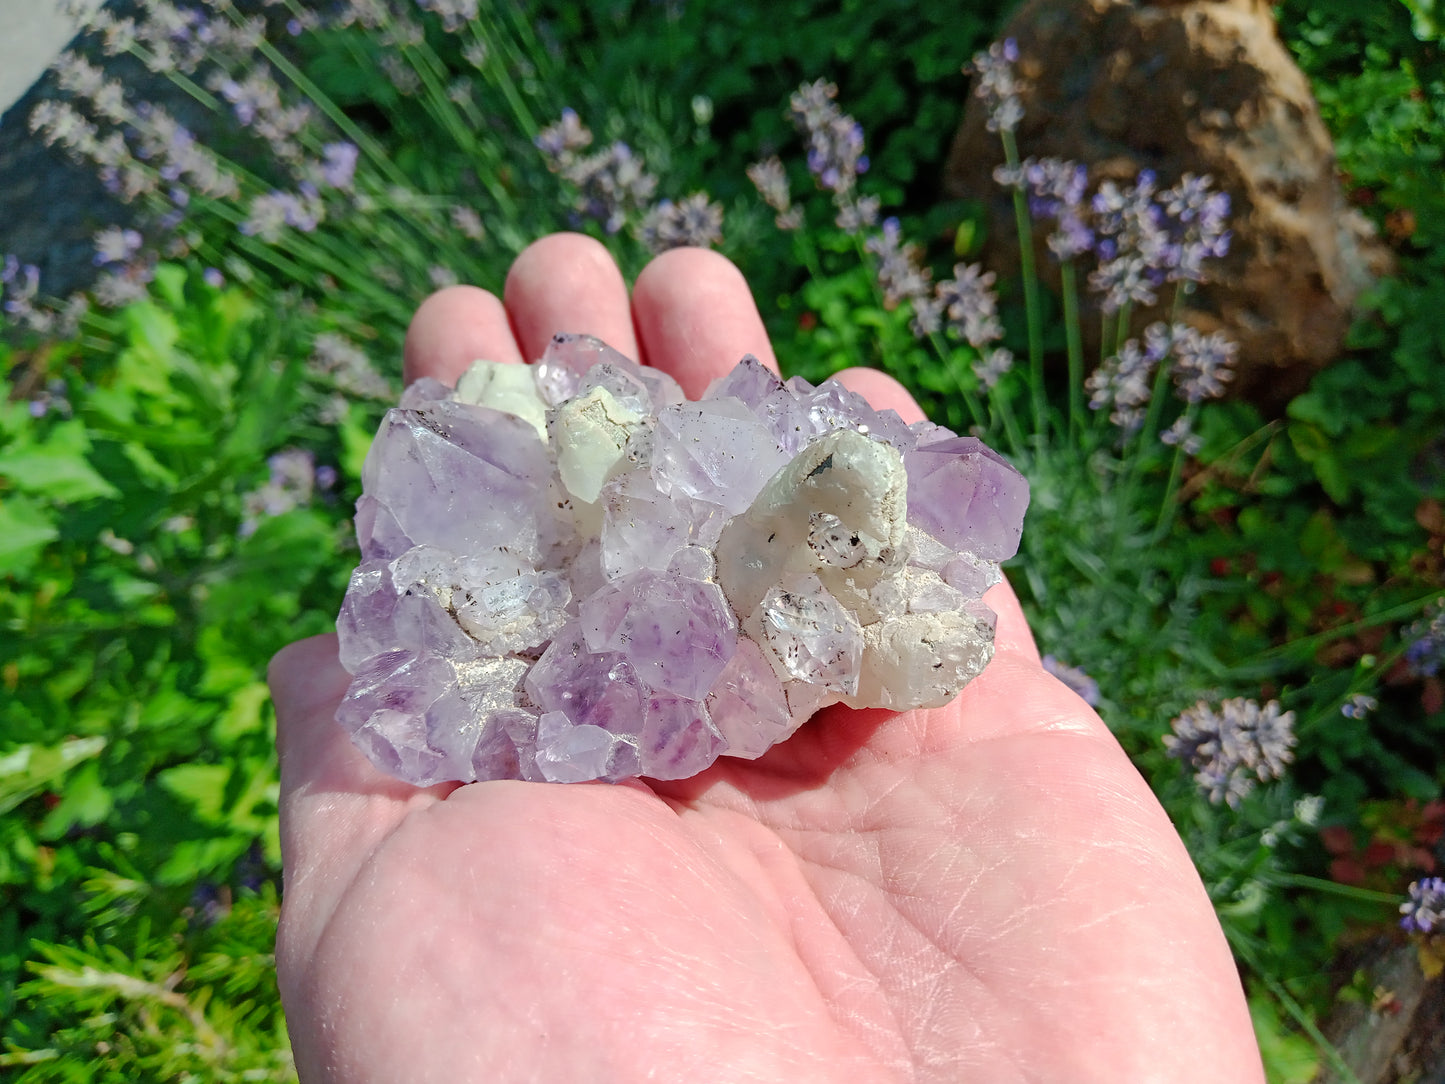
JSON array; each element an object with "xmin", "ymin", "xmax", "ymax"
[
  {"xmin": 269, "ymin": 635, "xmax": 453, "ymax": 958},
  {"xmin": 632, "ymin": 247, "xmax": 778, "ymax": 398},
  {"xmin": 504, "ymin": 233, "xmax": 638, "ymax": 363},
  {"xmin": 403, "ymin": 285, "xmax": 523, "ymax": 387}
]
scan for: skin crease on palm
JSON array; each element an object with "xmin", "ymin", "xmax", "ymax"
[{"xmin": 267, "ymin": 233, "xmax": 1266, "ymax": 1083}]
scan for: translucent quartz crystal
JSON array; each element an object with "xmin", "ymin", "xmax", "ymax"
[{"xmin": 335, "ymin": 333, "xmax": 1029, "ymax": 785}]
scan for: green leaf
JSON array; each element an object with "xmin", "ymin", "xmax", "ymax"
[
  {"xmin": 340, "ymin": 404, "xmax": 376, "ymax": 481},
  {"xmin": 1399, "ymin": 0, "xmax": 1442, "ymax": 40},
  {"xmin": 0, "ymin": 495, "xmax": 60, "ymax": 575},
  {"xmin": 155, "ymin": 836, "xmax": 252, "ymax": 885},
  {"xmin": 151, "ymin": 262, "xmax": 188, "ymax": 309},
  {"xmin": 36, "ymin": 760, "xmax": 114, "ymax": 839},
  {"xmin": 119, "ymin": 441, "xmax": 180, "ymax": 489},
  {"xmin": 156, "ymin": 763, "xmax": 231, "ymax": 824},
  {"xmin": 0, "ymin": 420, "xmax": 120, "ymax": 503},
  {"xmin": 214, "ymin": 683, "xmax": 272, "ymax": 743},
  {"xmin": 0, "ymin": 736, "xmax": 107, "ymax": 817},
  {"xmin": 1249, "ymin": 996, "xmax": 1322, "ymax": 1084}
]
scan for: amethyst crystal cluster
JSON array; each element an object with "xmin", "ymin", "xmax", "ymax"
[{"xmin": 336, "ymin": 335, "xmax": 1029, "ymax": 785}]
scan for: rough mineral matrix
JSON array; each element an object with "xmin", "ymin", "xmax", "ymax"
[{"xmin": 335, "ymin": 334, "xmax": 1029, "ymax": 785}]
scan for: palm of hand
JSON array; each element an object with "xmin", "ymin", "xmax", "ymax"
[{"xmin": 270, "ymin": 236, "xmax": 1262, "ymax": 1083}]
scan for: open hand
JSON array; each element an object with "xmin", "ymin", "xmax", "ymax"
[{"xmin": 269, "ymin": 233, "xmax": 1263, "ymax": 1083}]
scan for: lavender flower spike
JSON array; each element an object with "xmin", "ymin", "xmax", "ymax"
[
  {"xmin": 1340, "ymin": 693, "xmax": 1378, "ymax": 719},
  {"xmin": 1085, "ymin": 322, "xmax": 1171, "ymax": 433},
  {"xmin": 865, "ymin": 218, "xmax": 932, "ymax": 312},
  {"xmin": 1403, "ymin": 601, "xmax": 1445, "ymax": 677},
  {"xmin": 1042, "ymin": 655, "xmax": 1100, "ymax": 706},
  {"xmin": 747, "ymin": 157, "xmax": 793, "ymax": 216},
  {"xmin": 1165, "ymin": 697, "xmax": 1297, "ymax": 808},
  {"xmin": 1170, "ymin": 326, "xmax": 1238, "ymax": 403},
  {"xmin": 535, "ymin": 108, "xmax": 593, "ymax": 163},
  {"xmin": 969, "ymin": 39, "xmax": 1023, "ymax": 134},
  {"xmin": 93, "ymin": 226, "xmax": 143, "ymax": 266},
  {"xmin": 994, "ymin": 157, "xmax": 1094, "ymax": 260},
  {"xmin": 1400, "ymin": 877, "xmax": 1445, "ymax": 934},
  {"xmin": 788, "ymin": 79, "xmax": 869, "ymax": 196},
  {"xmin": 936, "ymin": 263, "xmax": 1005, "ymax": 349},
  {"xmin": 636, "ymin": 193, "xmax": 725, "ymax": 254},
  {"xmin": 320, "ymin": 142, "xmax": 360, "ymax": 189}
]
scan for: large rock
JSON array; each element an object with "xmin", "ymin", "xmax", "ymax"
[{"xmin": 943, "ymin": 0, "xmax": 1394, "ymax": 408}]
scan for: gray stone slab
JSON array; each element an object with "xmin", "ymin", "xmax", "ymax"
[{"xmin": 0, "ymin": 0, "xmax": 102, "ymax": 119}]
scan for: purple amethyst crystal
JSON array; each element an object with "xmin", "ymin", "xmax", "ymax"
[{"xmin": 335, "ymin": 335, "xmax": 1029, "ymax": 785}]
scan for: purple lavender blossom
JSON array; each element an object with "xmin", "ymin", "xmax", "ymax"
[
  {"xmin": 1170, "ymin": 326, "xmax": 1237, "ymax": 403},
  {"xmin": 241, "ymin": 448, "xmax": 316, "ymax": 537},
  {"xmin": 1404, "ymin": 603, "xmax": 1445, "ymax": 677},
  {"xmin": 972, "ymin": 347, "xmax": 1015, "ymax": 390},
  {"xmin": 320, "ymin": 142, "xmax": 360, "ymax": 189},
  {"xmin": 463, "ymin": 40, "xmax": 489, "ymax": 69},
  {"xmin": 1160, "ymin": 173, "xmax": 1231, "ymax": 284},
  {"xmin": 415, "ymin": 0, "xmax": 480, "ymax": 31},
  {"xmin": 380, "ymin": 55, "xmax": 421, "ymax": 96},
  {"xmin": 969, "ymin": 39, "xmax": 1023, "ymax": 134},
  {"xmin": 0, "ymin": 255, "xmax": 64, "ymax": 333},
  {"xmin": 536, "ymin": 112, "xmax": 658, "ymax": 234},
  {"xmin": 241, "ymin": 188, "xmax": 324, "ymax": 242},
  {"xmin": 1088, "ymin": 173, "xmax": 1171, "ymax": 313},
  {"xmin": 748, "ymin": 162, "xmax": 803, "ymax": 231},
  {"xmin": 310, "ymin": 332, "xmax": 392, "ymax": 401},
  {"xmin": 451, "ymin": 205, "xmax": 486, "ymax": 240},
  {"xmin": 996, "ymin": 157, "xmax": 1094, "ymax": 260},
  {"xmin": 1340, "ymin": 693, "xmax": 1378, "ymax": 719},
  {"xmin": 27, "ymin": 379, "xmax": 73, "ymax": 420},
  {"xmin": 1401, "ymin": 877, "xmax": 1445, "ymax": 934},
  {"xmin": 635, "ymin": 193, "xmax": 725, "ymax": 253},
  {"xmin": 746, "ymin": 157, "xmax": 794, "ymax": 221},
  {"xmin": 863, "ymin": 218, "xmax": 934, "ymax": 333},
  {"xmin": 936, "ymin": 263, "xmax": 1005, "ymax": 348},
  {"xmin": 2, "ymin": 260, "xmax": 40, "ymax": 316},
  {"xmin": 835, "ymin": 194, "xmax": 880, "ymax": 235},
  {"xmin": 203, "ymin": 267, "xmax": 225, "ymax": 288},
  {"xmin": 208, "ymin": 66, "xmax": 312, "ymax": 160},
  {"xmin": 1042, "ymin": 655, "xmax": 1100, "ymax": 706},
  {"xmin": 928, "ymin": 262, "xmax": 1016, "ymax": 389},
  {"xmin": 1165, "ymin": 697, "xmax": 1297, "ymax": 808},
  {"xmin": 214, "ymin": 70, "xmax": 275, "ymax": 127},
  {"xmin": 1085, "ymin": 322, "xmax": 1170, "ymax": 432},
  {"xmin": 1159, "ymin": 416, "xmax": 1202, "ymax": 455},
  {"xmin": 93, "ymin": 260, "xmax": 156, "ymax": 308},
  {"xmin": 535, "ymin": 108, "xmax": 593, "ymax": 162},
  {"xmin": 788, "ymin": 80, "xmax": 869, "ymax": 196},
  {"xmin": 93, "ymin": 226, "xmax": 143, "ymax": 266}
]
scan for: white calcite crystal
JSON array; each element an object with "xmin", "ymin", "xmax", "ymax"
[{"xmin": 336, "ymin": 334, "xmax": 1029, "ymax": 785}]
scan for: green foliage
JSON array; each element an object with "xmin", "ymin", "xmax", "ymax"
[
  {"xmin": 0, "ymin": 0, "xmax": 1441, "ymax": 1073},
  {"xmin": 1, "ymin": 270, "xmax": 364, "ymax": 1076}
]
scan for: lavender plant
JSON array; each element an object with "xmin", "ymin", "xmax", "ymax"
[
  {"xmin": 4, "ymin": 0, "xmax": 726, "ymax": 351},
  {"xmin": 1, "ymin": 5, "xmax": 1441, "ymax": 1078}
]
